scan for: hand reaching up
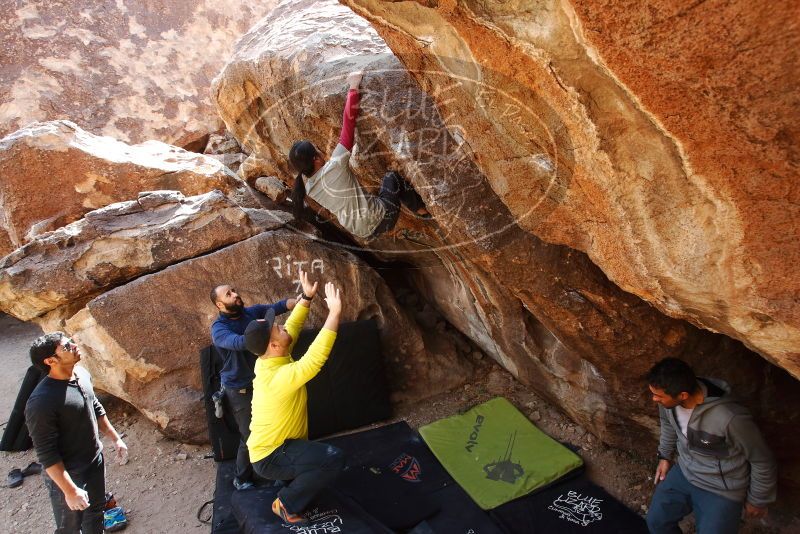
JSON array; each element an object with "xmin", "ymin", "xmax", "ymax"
[
  {"xmin": 322, "ymin": 282, "xmax": 342, "ymax": 332},
  {"xmin": 299, "ymin": 269, "xmax": 318, "ymax": 299},
  {"xmin": 347, "ymin": 70, "xmax": 363, "ymax": 90},
  {"xmin": 323, "ymin": 282, "xmax": 342, "ymax": 315}
]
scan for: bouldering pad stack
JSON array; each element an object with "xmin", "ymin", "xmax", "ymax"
[{"xmin": 208, "ymin": 396, "xmax": 646, "ymax": 533}]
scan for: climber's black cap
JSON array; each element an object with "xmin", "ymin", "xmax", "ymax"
[{"xmin": 244, "ymin": 307, "xmax": 275, "ymax": 355}]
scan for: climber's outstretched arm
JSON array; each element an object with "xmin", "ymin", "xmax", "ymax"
[{"xmin": 339, "ymin": 71, "xmax": 363, "ymax": 151}]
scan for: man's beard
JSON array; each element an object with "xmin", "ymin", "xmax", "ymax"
[{"xmin": 224, "ymin": 300, "xmax": 245, "ymax": 316}]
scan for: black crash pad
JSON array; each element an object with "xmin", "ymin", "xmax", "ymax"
[
  {"xmin": 325, "ymin": 422, "xmax": 507, "ymax": 533},
  {"xmin": 489, "ymin": 474, "xmax": 647, "ymax": 534},
  {"xmin": 231, "ymin": 485, "xmax": 392, "ymax": 534},
  {"xmin": 0, "ymin": 365, "xmax": 46, "ymax": 452},
  {"xmin": 201, "ymin": 346, "xmax": 242, "ymax": 462},
  {"xmin": 325, "ymin": 422, "xmax": 452, "ymax": 530},
  {"xmin": 326, "ymin": 421, "xmax": 451, "ymax": 489},
  {"xmin": 408, "ymin": 483, "xmax": 505, "ymax": 534},
  {"xmin": 212, "ymin": 460, "xmax": 240, "ymax": 534},
  {"xmin": 299, "ymin": 319, "xmax": 391, "ymax": 439}
]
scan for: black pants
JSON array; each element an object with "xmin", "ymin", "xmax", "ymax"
[
  {"xmin": 371, "ymin": 171, "xmax": 426, "ymax": 237},
  {"xmin": 224, "ymin": 387, "xmax": 254, "ymax": 483},
  {"xmin": 253, "ymin": 439, "xmax": 345, "ymax": 515},
  {"xmin": 44, "ymin": 454, "xmax": 105, "ymax": 534}
]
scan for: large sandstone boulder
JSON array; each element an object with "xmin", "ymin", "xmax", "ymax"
[
  {"xmin": 65, "ymin": 229, "xmax": 471, "ymax": 442},
  {"xmin": 0, "ymin": 0, "xmax": 278, "ymax": 147},
  {"xmin": 211, "ymin": 0, "xmax": 800, "ymax": 487},
  {"xmin": 341, "ymin": 0, "xmax": 800, "ymax": 379},
  {"xmin": 0, "ymin": 120, "xmax": 247, "ymax": 257},
  {"xmin": 0, "ymin": 190, "xmax": 289, "ymax": 321}
]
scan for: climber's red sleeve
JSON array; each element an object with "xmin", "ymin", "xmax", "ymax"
[{"xmin": 339, "ymin": 89, "xmax": 360, "ymax": 151}]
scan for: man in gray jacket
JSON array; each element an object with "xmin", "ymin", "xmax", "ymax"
[{"xmin": 645, "ymin": 358, "xmax": 776, "ymax": 534}]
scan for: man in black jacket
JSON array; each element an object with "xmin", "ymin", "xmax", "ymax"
[{"xmin": 25, "ymin": 332, "xmax": 127, "ymax": 534}]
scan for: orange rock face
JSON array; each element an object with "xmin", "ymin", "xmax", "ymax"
[
  {"xmin": 569, "ymin": 0, "xmax": 800, "ymax": 370},
  {"xmin": 0, "ymin": 121, "xmax": 245, "ymax": 257},
  {"xmin": 0, "ymin": 190, "xmax": 282, "ymax": 321},
  {"xmin": 340, "ymin": 0, "xmax": 800, "ymax": 379},
  {"xmin": 0, "ymin": 0, "xmax": 278, "ymax": 147},
  {"xmin": 211, "ymin": 0, "xmax": 800, "ymax": 490}
]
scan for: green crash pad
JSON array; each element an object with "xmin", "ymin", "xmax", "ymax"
[{"xmin": 419, "ymin": 397, "xmax": 583, "ymax": 510}]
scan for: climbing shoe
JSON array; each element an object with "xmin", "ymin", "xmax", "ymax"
[
  {"xmin": 6, "ymin": 468, "xmax": 23, "ymax": 488},
  {"xmin": 103, "ymin": 506, "xmax": 128, "ymax": 531},
  {"xmin": 21, "ymin": 462, "xmax": 42, "ymax": 477},
  {"xmin": 272, "ymin": 497, "xmax": 307, "ymax": 524},
  {"xmin": 233, "ymin": 477, "xmax": 255, "ymax": 491}
]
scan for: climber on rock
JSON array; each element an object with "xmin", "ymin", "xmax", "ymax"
[{"xmin": 288, "ymin": 70, "xmax": 431, "ymax": 240}]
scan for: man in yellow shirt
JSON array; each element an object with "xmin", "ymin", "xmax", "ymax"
[{"xmin": 243, "ymin": 269, "xmax": 345, "ymax": 524}]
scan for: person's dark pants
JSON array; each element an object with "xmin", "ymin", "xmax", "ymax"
[
  {"xmin": 646, "ymin": 464, "xmax": 743, "ymax": 534},
  {"xmin": 252, "ymin": 439, "xmax": 345, "ymax": 515},
  {"xmin": 371, "ymin": 171, "xmax": 426, "ymax": 237},
  {"xmin": 224, "ymin": 387, "xmax": 254, "ymax": 483},
  {"xmin": 44, "ymin": 454, "xmax": 105, "ymax": 534}
]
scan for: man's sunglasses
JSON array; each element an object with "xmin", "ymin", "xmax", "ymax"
[{"xmin": 60, "ymin": 339, "xmax": 78, "ymax": 353}]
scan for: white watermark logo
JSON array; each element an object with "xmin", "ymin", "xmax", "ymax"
[
  {"xmin": 238, "ymin": 54, "xmax": 571, "ymax": 259},
  {"xmin": 548, "ymin": 490, "xmax": 604, "ymax": 527}
]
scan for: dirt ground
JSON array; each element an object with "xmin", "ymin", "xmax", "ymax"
[{"xmin": 1, "ymin": 313, "xmax": 798, "ymax": 533}]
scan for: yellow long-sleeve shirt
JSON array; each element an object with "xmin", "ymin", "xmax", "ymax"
[{"xmin": 247, "ymin": 304, "xmax": 337, "ymax": 463}]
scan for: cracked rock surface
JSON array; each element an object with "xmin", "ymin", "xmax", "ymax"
[
  {"xmin": 0, "ymin": 120, "xmax": 246, "ymax": 256},
  {"xmin": 341, "ymin": 0, "xmax": 800, "ymax": 378},
  {"xmin": 0, "ymin": 190, "xmax": 282, "ymax": 321}
]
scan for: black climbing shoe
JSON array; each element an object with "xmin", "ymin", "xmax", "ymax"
[
  {"xmin": 6, "ymin": 468, "xmax": 23, "ymax": 488},
  {"xmin": 21, "ymin": 462, "xmax": 42, "ymax": 477}
]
